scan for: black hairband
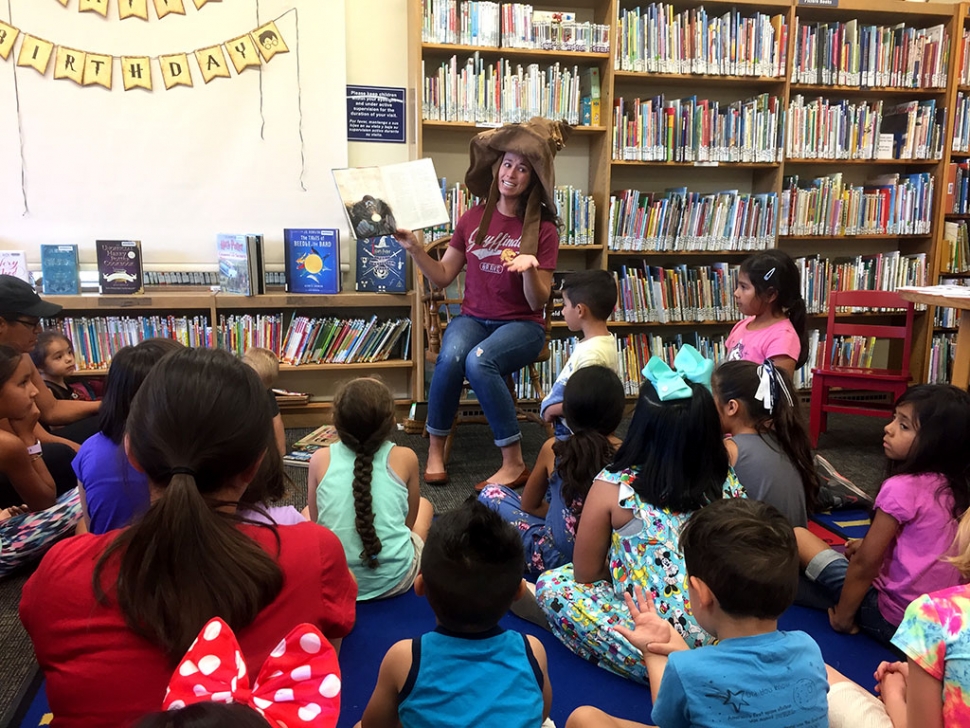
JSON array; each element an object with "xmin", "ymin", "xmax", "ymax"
[{"xmin": 168, "ymin": 466, "xmax": 197, "ymax": 478}]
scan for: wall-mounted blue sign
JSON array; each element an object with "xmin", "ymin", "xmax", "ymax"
[{"xmin": 347, "ymin": 85, "xmax": 406, "ymax": 143}]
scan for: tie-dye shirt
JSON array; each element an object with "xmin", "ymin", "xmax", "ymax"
[{"xmin": 892, "ymin": 584, "xmax": 970, "ymax": 726}]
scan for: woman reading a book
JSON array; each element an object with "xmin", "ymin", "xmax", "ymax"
[{"xmin": 395, "ymin": 118, "xmax": 570, "ymax": 490}]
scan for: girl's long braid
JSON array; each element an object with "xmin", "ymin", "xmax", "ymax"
[{"xmin": 344, "ymin": 429, "xmax": 383, "ymax": 569}]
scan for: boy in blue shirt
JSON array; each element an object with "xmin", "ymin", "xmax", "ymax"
[
  {"xmin": 358, "ymin": 500, "xmax": 553, "ymax": 728},
  {"xmin": 567, "ymin": 499, "xmax": 829, "ymax": 728}
]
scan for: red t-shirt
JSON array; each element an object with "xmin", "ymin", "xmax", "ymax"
[
  {"xmin": 450, "ymin": 205, "xmax": 559, "ymax": 324},
  {"xmin": 20, "ymin": 523, "xmax": 357, "ymax": 728}
]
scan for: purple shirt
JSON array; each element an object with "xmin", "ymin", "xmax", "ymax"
[
  {"xmin": 237, "ymin": 505, "xmax": 306, "ymax": 526},
  {"xmin": 72, "ymin": 433, "xmax": 150, "ymax": 535},
  {"xmin": 725, "ymin": 317, "xmax": 800, "ymax": 364},
  {"xmin": 874, "ymin": 473, "xmax": 965, "ymax": 624}
]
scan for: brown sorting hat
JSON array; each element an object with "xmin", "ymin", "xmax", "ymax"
[{"xmin": 464, "ymin": 117, "xmax": 572, "ymax": 256}]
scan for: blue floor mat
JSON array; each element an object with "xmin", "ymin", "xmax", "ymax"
[
  {"xmin": 810, "ymin": 509, "xmax": 872, "ymax": 541},
  {"xmin": 19, "ymin": 591, "xmax": 899, "ymax": 727}
]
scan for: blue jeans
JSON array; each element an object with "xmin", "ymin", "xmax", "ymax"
[
  {"xmin": 426, "ymin": 315, "xmax": 545, "ymax": 447},
  {"xmin": 805, "ymin": 549, "xmax": 901, "ymax": 646}
]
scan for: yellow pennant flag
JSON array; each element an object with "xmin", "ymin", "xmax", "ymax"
[
  {"xmin": 54, "ymin": 0, "xmax": 68, "ymax": 5},
  {"xmin": 0, "ymin": 21, "xmax": 20, "ymax": 61},
  {"xmin": 17, "ymin": 36, "xmax": 54, "ymax": 76},
  {"xmin": 152, "ymin": 0, "xmax": 186, "ymax": 19},
  {"xmin": 225, "ymin": 34, "xmax": 261, "ymax": 74},
  {"xmin": 78, "ymin": 0, "xmax": 108, "ymax": 18},
  {"xmin": 83, "ymin": 53, "xmax": 112, "ymax": 89},
  {"xmin": 192, "ymin": 0, "xmax": 210, "ymax": 8},
  {"xmin": 252, "ymin": 21, "xmax": 288, "ymax": 63},
  {"xmin": 54, "ymin": 47, "xmax": 86, "ymax": 85},
  {"xmin": 159, "ymin": 53, "xmax": 192, "ymax": 89},
  {"xmin": 122, "ymin": 56, "xmax": 152, "ymax": 91},
  {"xmin": 194, "ymin": 45, "xmax": 230, "ymax": 84},
  {"xmin": 118, "ymin": 0, "xmax": 150, "ymax": 21}
]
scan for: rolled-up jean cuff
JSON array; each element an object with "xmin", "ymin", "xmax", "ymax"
[
  {"xmin": 424, "ymin": 424, "xmax": 453, "ymax": 438},
  {"xmin": 805, "ymin": 548, "xmax": 847, "ymax": 582},
  {"xmin": 494, "ymin": 431, "xmax": 522, "ymax": 448}
]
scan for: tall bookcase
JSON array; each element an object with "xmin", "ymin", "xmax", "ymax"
[{"xmin": 408, "ymin": 0, "xmax": 962, "ymax": 399}]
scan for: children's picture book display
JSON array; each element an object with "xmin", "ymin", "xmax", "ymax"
[
  {"xmin": 332, "ymin": 158, "xmax": 449, "ymax": 238},
  {"xmin": 355, "ymin": 236, "xmax": 407, "ymax": 293},
  {"xmin": 40, "ymin": 245, "xmax": 81, "ymax": 295},
  {"xmin": 284, "ymin": 229, "xmax": 340, "ymax": 294},
  {"xmin": 96, "ymin": 240, "xmax": 144, "ymax": 295}
]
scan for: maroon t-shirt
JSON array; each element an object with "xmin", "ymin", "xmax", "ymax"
[
  {"xmin": 450, "ymin": 205, "xmax": 559, "ymax": 324},
  {"xmin": 20, "ymin": 522, "xmax": 357, "ymax": 728}
]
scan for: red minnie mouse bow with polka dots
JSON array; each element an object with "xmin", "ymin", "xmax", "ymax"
[{"xmin": 162, "ymin": 617, "xmax": 341, "ymax": 727}]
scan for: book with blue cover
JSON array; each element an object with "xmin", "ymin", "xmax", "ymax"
[
  {"xmin": 355, "ymin": 236, "xmax": 407, "ymax": 293},
  {"xmin": 40, "ymin": 244, "xmax": 80, "ymax": 294},
  {"xmin": 283, "ymin": 229, "xmax": 340, "ymax": 294}
]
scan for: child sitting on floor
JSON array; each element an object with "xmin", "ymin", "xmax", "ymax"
[
  {"xmin": 535, "ymin": 344, "xmax": 745, "ymax": 684},
  {"xmin": 309, "ymin": 377, "xmax": 433, "ymax": 600},
  {"xmin": 480, "ymin": 365, "xmax": 625, "ymax": 574},
  {"xmin": 539, "ymin": 269, "xmax": 618, "ymax": 439},
  {"xmin": 566, "ymin": 499, "xmax": 828, "ymax": 728},
  {"xmin": 242, "ymin": 347, "xmax": 286, "ymax": 456},
  {"xmin": 712, "ymin": 359, "xmax": 819, "ymax": 527},
  {"xmin": 30, "ymin": 330, "xmax": 98, "ymax": 401},
  {"xmin": 796, "ymin": 383, "xmax": 970, "ymax": 646},
  {"xmin": 357, "ymin": 500, "xmax": 553, "ymax": 728}
]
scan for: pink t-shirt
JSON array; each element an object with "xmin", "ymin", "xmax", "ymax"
[
  {"xmin": 873, "ymin": 473, "xmax": 965, "ymax": 625},
  {"xmin": 725, "ymin": 316, "xmax": 801, "ymax": 364},
  {"xmin": 450, "ymin": 204, "xmax": 559, "ymax": 324}
]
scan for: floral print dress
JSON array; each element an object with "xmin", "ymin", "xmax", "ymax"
[{"xmin": 535, "ymin": 466, "xmax": 745, "ymax": 684}]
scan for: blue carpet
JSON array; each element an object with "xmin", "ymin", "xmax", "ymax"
[{"xmin": 18, "ymin": 591, "xmax": 899, "ymax": 727}]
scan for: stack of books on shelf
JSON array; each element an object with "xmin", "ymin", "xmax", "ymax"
[
  {"xmin": 612, "ymin": 93, "xmax": 783, "ymax": 163},
  {"xmin": 953, "ymin": 93, "xmax": 970, "ymax": 155},
  {"xmin": 613, "ymin": 263, "xmax": 739, "ymax": 324},
  {"xmin": 280, "ymin": 316, "xmax": 411, "ymax": 366},
  {"xmin": 790, "ymin": 20, "xmax": 948, "ymax": 89},
  {"xmin": 795, "ymin": 252, "xmax": 927, "ymax": 315},
  {"xmin": 786, "ymin": 97, "xmax": 944, "ymax": 161},
  {"xmin": 144, "ymin": 272, "xmax": 221, "ymax": 287},
  {"xmin": 283, "ymin": 424, "xmax": 339, "ymax": 468},
  {"xmin": 927, "ymin": 334, "xmax": 955, "ymax": 384},
  {"xmin": 608, "ymin": 188, "xmax": 777, "ymax": 252},
  {"xmin": 779, "ymin": 173, "xmax": 934, "ymax": 237},
  {"xmin": 614, "ymin": 5, "xmax": 787, "ymax": 78},
  {"xmin": 794, "ymin": 330, "xmax": 824, "ymax": 392},
  {"xmin": 422, "ymin": 56, "xmax": 589, "ymax": 125},
  {"xmin": 960, "ymin": 29, "xmax": 970, "ymax": 87},
  {"xmin": 941, "ymin": 221, "xmax": 970, "ymax": 275},
  {"xmin": 272, "ymin": 388, "xmax": 311, "ymax": 406},
  {"xmin": 428, "ymin": 181, "xmax": 482, "ymax": 239},
  {"xmin": 216, "ymin": 314, "xmax": 285, "ymax": 357},
  {"xmin": 615, "ymin": 332, "xmax": 728, "ymax": 397},
  {"xmin": 945, "ymin": 162, "xmax": 970, "ymax": 214},
  {"xmin": 555, "ymin": 186, "xmax": 596, "ymax": 246}
]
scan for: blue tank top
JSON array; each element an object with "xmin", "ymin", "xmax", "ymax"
[{"xmin": 398, "ymin": 626, "xmax": 544, "ymax": 728}]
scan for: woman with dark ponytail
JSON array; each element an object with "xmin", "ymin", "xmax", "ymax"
[
  {"xmin": 726, "ymin": 249, "xmax": 809, "ymax": 377},
  {"xmin": 309, "ymin": 377, "xmax": 433, "ymax": 601},
  {"xmin": 20, "ymin": 348, "xmax": 357, "ymax": 728},
  {"xmin": 479, "ymin": 365, "xmax": 625, "ymax": 575}
]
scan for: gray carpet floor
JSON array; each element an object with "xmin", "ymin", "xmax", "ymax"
[{"xmin": 0, "ymin": 413, "xmax": 887, "ymax": 723}]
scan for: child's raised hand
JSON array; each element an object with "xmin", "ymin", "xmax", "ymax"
[{"xmin": 615, "ymin": 585, "xmax": 680, "ymax": 656}]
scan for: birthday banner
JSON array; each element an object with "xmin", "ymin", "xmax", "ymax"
[
  {"xmin": 56, "ymin": 0, "xmax": 222, "ymax": 21},
  {"xmin": 0, "ymin": 17, "xmax": 288, "ymax": 90}
]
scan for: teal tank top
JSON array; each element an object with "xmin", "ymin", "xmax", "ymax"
[{"xmin": 315, "ymin": 440, "xmax": 414, "ymax": 600}]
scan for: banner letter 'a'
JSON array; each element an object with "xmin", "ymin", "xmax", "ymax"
[
  {"xmin": 252, "ymin": 21, "xmax": 288, "ymax": 62},
  {"xmin": 119, "ymin": 0, "xmax": 150, "ymax": 21},
  {"xmin": 79, "ymin": 0, "xmax": 109, "ymax": 18},
  {"xmin": 160, "ymin": 53, "xmax": 192, "ymax": 89},
  {"xmin": 195, "ymin": 45, "xmax": 231, "ymax": 84},
  {"xmin": 54, "ymin": 47, "xmax": 87, "ymax": 85},
  {"xmin": 83, "ymin": 53, "xmax": 112, "ymax": 88},
  {"xmin": 122, "ymin": 56, "xmax": 152, "ymax": 91},
  {"xmin": 0, "ymin": 21, "xmax": 20, "ymax": 61},
  {"xmin": 226, "ymin": 34, "xmax": 261, "ymax": 74},
  {"xmin": 17, "ymin": 36, "xmax": 54, "ymax": 75}
]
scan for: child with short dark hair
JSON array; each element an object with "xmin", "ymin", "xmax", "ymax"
[
  {"xmin": 30, "ymin": 330, "xmax": 96, "ymax": 401},
  {"xmin": 358, "ymin": 500, "xmax": 553, "ymax": 728},
  {"xmin": 539, "ymin": 269, "xmax": 618, "ymax": 438},
  {"xmin": 567, "ymin": 499, "xmax": 828, "ymax": 728},
  {"xmin": 242, "ymin": 347, "xmax": 286, "ymax": 456}
]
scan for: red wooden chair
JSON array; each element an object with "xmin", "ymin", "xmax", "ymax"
[{"xmin": 809, "ymin": 289, "xmax": 915, "ymax": 448}]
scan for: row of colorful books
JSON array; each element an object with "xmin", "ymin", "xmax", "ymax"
[
  {"xmin": 959, "ymin": 30, "xmax": 970, "ymax": 87},
  {"xmin": 421, "ymin": 0, "xmax": 608, "ymax": 52},
  {"xmin": 790, "ymin": 20, "xmax": 948, "ymax": 89},
  {"xmin": 928, "ymin": 333, "xmax": 956, "ymax": 384},
  {"xmin": 941, "ymin": 222, "xmax": 970, "ymax": 275},
  {"xmin": 607, "ymin": 188, "xmax": 777, "ymax": 253},
  {"xmin": 944, "ymin": 162, "xmax": 970, "ymax": 216},
  {"xmin": 779, "ymin": 173, "xmax": 934, "ymax": 237},
  {"xmin": 933, "ymin": 279, "xmax": 970, "ymax": 329},
  {"xmin": 952, "ymin": 92, "xmax": 970, "ymax": 154},
  {"xmin": 794, "ymin": 253, "xmax": 927, "ymax": 316},
  {"xmin": 612, "ymin": 93, "xmax": 784, "ymax": 164},
  {"xmin": 421, "ymin": 57, "xmax": 594, "ymax": 126},
  {"xmin": 786, "ymin": 97, "xmax": 945, "ymax": 162},
  {"xmin": 279, "ymin": 316, "xmax": 411, "ymax": 366},
  {"xmin": 615, "ymin": 5, "xmax": 787, "ymax": 78},
  {"xmin": 612, "ymin": 263, "xmax": 740, "ymax": 325},
  {"xmin": 217, "ymin": 314, "xmax": 286, "ymax": 357}
]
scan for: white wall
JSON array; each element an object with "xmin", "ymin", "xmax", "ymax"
[{"xmin": 0, "ymin": 0, "xmax": 347, "ymax": 269}]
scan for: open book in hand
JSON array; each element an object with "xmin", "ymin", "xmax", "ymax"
[{"xmin": 332, "ymin": 158, "xmax": 450, "ymax": 238}]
